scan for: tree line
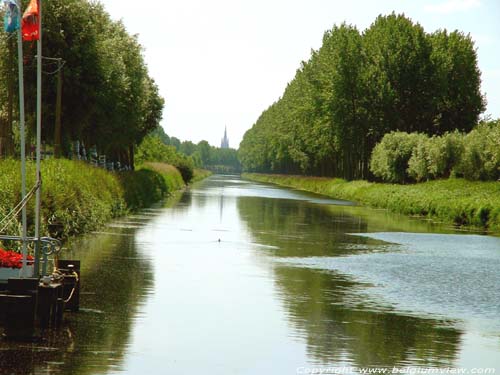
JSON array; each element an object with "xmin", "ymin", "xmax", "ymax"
[
  {"xmin": 0, "ymin": 0, "xmax": 163, "ymax": 166},
  {"xmin": 136, "ymin": 127, "xmax": 241, "ymax": 179},
  {"xmin": 238, "ymin": 13, "xmax": 485, "ymax": 180}
]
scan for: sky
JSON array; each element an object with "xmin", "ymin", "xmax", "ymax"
[{"xmin": 98, "ymin": 0, "xmax": 500, "ymax": 148}]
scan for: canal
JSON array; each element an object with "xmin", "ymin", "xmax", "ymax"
[{"xmin": 1, "ymin": 175, "xmax": 499, "ymax": 374}]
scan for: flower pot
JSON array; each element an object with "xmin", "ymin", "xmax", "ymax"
[{"xmin": 0, "ymin": 265, "xmax": 35, "ymax": 281}]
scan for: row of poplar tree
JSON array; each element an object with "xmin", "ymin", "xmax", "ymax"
[
  {"xmin": 0, "ymin": 0, "xmax": 163, "ymax": 166},
  {"xmin": 238, "ymin": 13, "xmax": 485, "ymax": 180}
]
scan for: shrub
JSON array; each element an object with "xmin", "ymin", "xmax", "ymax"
[
  {"xmin": 142, "ymin": 162, "xmax": 185, "ymax": 191},
  {"xmin": 408, "ymin": 131, "xmax": 464, "ymax": 182},
  {"xmin": 455, "ymin": 120, "xmax": 500, "ymax": 180},
  {"xmin": 174, "ymin": 156, "xmax": 194, "ymax": 184},
  {"xmin": 0, "ymin": 159, "xmax": 183, "ymax": 240},
  {"xmin": 370, "ymin": 132, "xmax": 426, "ymax": 183},
  {"xmin": 407, "ymin": 136, "xmax": 432, "ymax": 182}
]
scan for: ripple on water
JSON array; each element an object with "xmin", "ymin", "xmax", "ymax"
[{"xmin": 277, "ymin": 232, "xmax": 500, "ymax": 333}]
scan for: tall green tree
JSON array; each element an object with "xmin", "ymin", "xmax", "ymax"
[
  {"xmin": 239, "ymin": 13, "xmax": 486, "ymax": 180},
  {"xmin": 429, "ymin": 30, "xmax": 485, "ymax": 133}
]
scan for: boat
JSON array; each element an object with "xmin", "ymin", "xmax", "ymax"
[{"xmin": 0, "ymin": 0, "xmax": 81, "ymax": 340}]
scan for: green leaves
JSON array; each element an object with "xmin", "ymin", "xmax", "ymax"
[
  {"xmin": 0, "ymin": 0, "xmax": 164, "ymax": 160},
  {"xmin": 239, "ymin": 13, "xmax": 485, "ymax": 181},
  {"xmin": 371, "ymin": 119, "xmax": 500, "ymax": 183}
]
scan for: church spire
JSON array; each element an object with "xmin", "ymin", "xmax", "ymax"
[{"xmin": 221, "ymin": 126, "xmax": 229, "ymax": 149}]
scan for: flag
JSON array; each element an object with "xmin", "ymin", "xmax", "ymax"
[
  {"xmin": 3, "ymin": 0, "xmax": 20, "ymax": 33},
  {"xmin": 21, "ymin": 0, "xmax": 39, "ymax": 41}
]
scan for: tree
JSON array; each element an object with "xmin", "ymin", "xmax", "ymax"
[
  {"xmin": 239, "ymin": 13, "xmax": 486, "ymax": 180},
  {"xmin": 0, "ymin": 0, "xmax": 164, "ymax": 165},
  {"xmin": 429, "ymin": 30, "xmax": 485, "ymax": 133}
]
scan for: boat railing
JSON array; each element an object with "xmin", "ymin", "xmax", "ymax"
[{"xmin": 0, "ymin": 235, "xmax": 62, "ymax": 276}]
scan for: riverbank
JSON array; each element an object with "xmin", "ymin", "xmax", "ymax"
[
  {"xmin": 0, "ymin": 159, "xmax": 211, "ymax": 239},
  {"xmin": 243, "ymin": 173, "xmax": 500, "ymax": 232}
]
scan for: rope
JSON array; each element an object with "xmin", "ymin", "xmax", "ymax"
[
  {"xmin": 51, "ymin": 268, "xmax": 79, "ymax": 303},
  {"xmin": 63, "ymin": 271, "xmax": 79, "ymax": 303},
  {"xmin": 0, "ymin": 180, "xmax": 41, "ymax": 234}
]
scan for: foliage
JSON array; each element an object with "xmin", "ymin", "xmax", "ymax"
[
  {"xmin": 0, "ymin": 0, "xmax": 164, "ymax": 162},
  {"xmin": 370, "ymin": 132, "xmax": 426, "ymax": 183},
  {"xmin": 0, "ymin": 159, "xmax": 126, "ymax": 238},
  {"xmin": 243, "ymin": 173, "xmax": 500, "ymax": 232},
  {"xmin": 117, "ymin": 169, "xmax": 167, "ymax": 211},
  {"xmin": 141, "ymin": 162, "xmax": 185, "ymax": 192},
  {"xmin": 135, "ymin": 135, "xmax": 178, "ymax": 166},
  {"xmin": 139, "ymin": 128, "xmax": 241, "ymax": 176},
  {"xmin": 370, "ymin": 120, "xmax": 499, "ymax": 183},
  {"xmin": 192, "ymin": 168, "xmax": 212, "ymax": 183},
  {"xmin": 407, "ymin": 131, "xmax": 464, "ymax": 181},
  {"xmin": 135, "ymin": 134, "xmax": 194, "ymax": 183},
  {"xmin": 174, "ymin": 156, "xmax": 194, "ymax": 184},
  {"xmin": 454, "ymin": 120, "xmax": 500, "ymax": 180},
  {"xmin": 0, "ymin": 159, "xmax": 181, "ymax": 240},
  {"xmin": 239, "ymin": 14, "xmax": 485, "ymax": 180}
]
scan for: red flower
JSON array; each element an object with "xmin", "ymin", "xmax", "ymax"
[{"xmin": 0, "ymin": 248, "xmax": 34, "ymax": 269}]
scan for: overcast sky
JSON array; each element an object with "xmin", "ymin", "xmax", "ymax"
[{"xmin": 98, "ymin": 0, "xmax": 500, "ymax": 148}]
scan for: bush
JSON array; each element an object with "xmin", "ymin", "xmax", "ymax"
[
  {"xmin": 118, "ymin": 169, "xmax": 168, "ymax": 210},
  {"xmin": 141, "ymin": 162, "xmax": 185, "ymax": 191},
  {"xmin": 0, "ymin": 159, "xmax": 183, "ymax": 240},
  {"xmin": 454, "ymin": 120, "xmax": 500, "ymax": 180},
  {"xmin": 136, "ymin": 133, "xmax": 195, "ymax": 184},
  {"xmin": 370, "ymin": 132, "xmax": 426, "ymax": 183},
  {"xmin": 174, "ymin": 156, "xmax": 194, "ymax": 184},
  {"xmin": 408, "ymin": 131, "xmax": 464, "ymax": 182},
  {"xmin": 0, "ymin": 159, "xmax": 127, "ymax": 239},
  {"xmin": 371, "ymin": 120, "xmax": 500, "ymax": 183}
]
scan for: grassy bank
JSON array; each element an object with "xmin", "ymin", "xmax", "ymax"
[
  {"xmin": 243, "ymin": 173, "xmax": 500, "ymax": 232},
  {"xmin": 0, "ymin": 159, "xmax": 196, "ymax": 239},
  {"xmin": 192, "ymin": 168, "xmax": 212, "ymax": 183}
]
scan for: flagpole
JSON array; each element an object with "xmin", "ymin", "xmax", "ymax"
[
  {"xmin": 34, "ymin": 0, "xmax": 42, "ymax": 277},
  {"xmin": 16, "ymin": 0, "xmax": 28, "ymax": 277}
]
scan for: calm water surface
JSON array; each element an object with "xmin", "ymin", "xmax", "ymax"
[{"xmin": 1, "ymin": 175, "xmax": 499, "ymax": 374}]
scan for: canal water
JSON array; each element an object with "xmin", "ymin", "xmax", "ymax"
[{"xmin": 1, "ymin": 175, "xmax": 499, "ymax": 374}]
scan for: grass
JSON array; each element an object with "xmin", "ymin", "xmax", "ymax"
[
  {"xmin": 0, "ymin": 159, "xmax": 203, "ymax": 240},
  {"xmin": 243, "ymin": 173, "xmax": 500, "ymax": 233},
  {"xmin": 141, "ymin": 162, "xmax": 185, "ymax": 192},
  {"xmin": 192, "ymin": 168, "xmax": 212, "ymax": 183}
]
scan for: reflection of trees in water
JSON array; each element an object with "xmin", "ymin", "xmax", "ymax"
[
  {"xmin": 237, "ymin": 196, "xmax": 374, "ymax": 258},
  {"xmin": 178, "ymin": 190, "xmax": 193, "ymax": 207},
  {"xmin": 0, "ymin": 222, "xmax": 154, "ymax": 375},
  {"xmin": 237, "ymin": 196, "xmax": 462, "ymax": 367},
  {"xmin": 275, "ymin": 266, "xmax": 461, "ymax": 367}
]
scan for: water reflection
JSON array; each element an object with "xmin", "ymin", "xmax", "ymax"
[
  {"xmin": 1, "ymin": 176, "xmax": 499, "ymax": 374},
  {"xmin": 236, "ymin": 187, "xmax": 499, "ymax": 368},
  {"xmin": 274, "ymin": 266, "xmax": 461, "ymax": 368},
  {"xmin": 0, "ymin": 211, "xmax": 156, "ymax": 375}
]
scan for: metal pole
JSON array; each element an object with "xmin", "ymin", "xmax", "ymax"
[
  {"xmin": 34, "ymin": 0, "xmax": 43, "ymax": 276},
  {"xmin": 54, "ymin": 58, "xmax": 62, "ymax": 158},
  {"xmin": 16, "ymin": 0, "xmax": 28, "ymax": 277}
]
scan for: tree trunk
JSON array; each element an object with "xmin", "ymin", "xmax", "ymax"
[{"xmin": 129, "ymin": 144, "xmax": 135, "ymax": 170}]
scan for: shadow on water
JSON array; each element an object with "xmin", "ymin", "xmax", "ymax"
[{"xmin": 0, "ymin": 210, "xmax": 157, "ymax": 375}]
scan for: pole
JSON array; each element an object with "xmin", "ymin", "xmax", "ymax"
[
  {"xmin": 54, "ymin": 59, "xmax": 62, "ymax": 158},
  {"xmin": 34, "ymin": 0, "xmax": 43, "ymax": 276},
  {"xmin": 17, "ymin": 0, "xmax": 28, "ymax": 277},
  {"xmin": 7, "ymin": 37, "xmax": 14, "ymax": 156}
]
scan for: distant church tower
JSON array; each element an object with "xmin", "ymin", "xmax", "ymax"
[{"xmin": 221, "ymin": 126, "xmax": 229, "ymax": 149}]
